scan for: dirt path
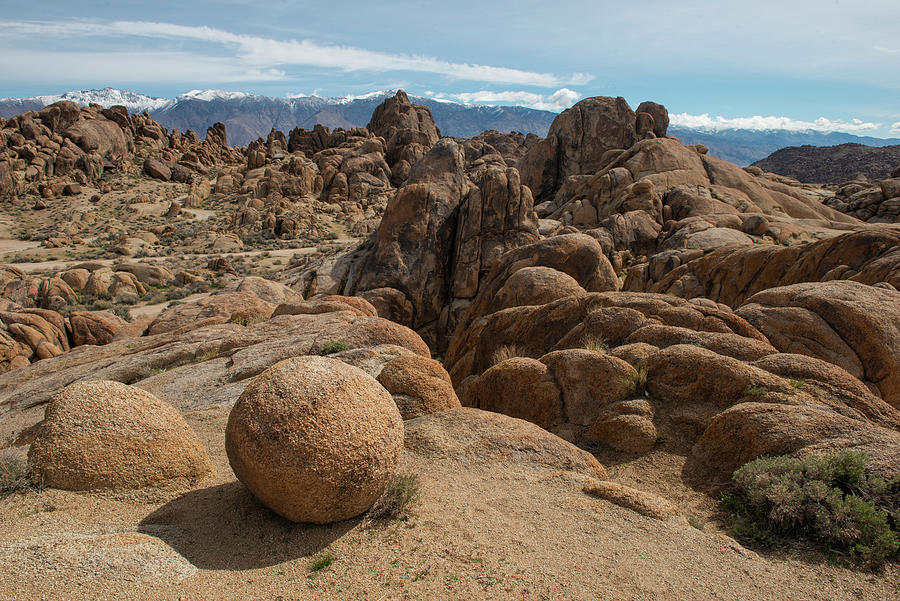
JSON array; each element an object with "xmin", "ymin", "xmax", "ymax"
[{"xmin": 3, "ymin": 245, "xmax": 326, "ymax": 274}]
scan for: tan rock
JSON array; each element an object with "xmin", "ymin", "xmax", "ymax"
[
  {"xmin": 69, "ymin": 311, "xmax": 127, "ymax": 346},
  {"xmin": 583, "ymin": 480, "xmax": 679, "ymax": 520},
  {"xmin": 148, "ymin": 292, "xmax": 276, "ymax": 335},
  {"xmin": 28, "ymin": 381, "xmax": 214, "ymax": 492},
  {"xmin": 376, "ymin": 354, "xmax": 461, "ymax": 419},
  {"xmin": 225, "ymin": 356, "xmax": 403, "ymax": 523},
  {"xmin": 737, "ymin": 280, "xmax": 900, "ymax": 407},
  {"xmin": 466, "ymin": 357, "xmax": 564, "ymax": 429},
  {"xmin": 404, "ymin": 407, "xmax": 607, "ymax": 479},
  {"xmin": 690, "ymin": 402, "xmax": 900, "ymax": 481}
]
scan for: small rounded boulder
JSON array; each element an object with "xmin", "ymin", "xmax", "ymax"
[
  {"xmin": 28, "ymin": 380, "xmax": 214, "ymax": 492},
  {"xmin": 225, "ymin": 355, "xmax": 404, "ymax": 523}
]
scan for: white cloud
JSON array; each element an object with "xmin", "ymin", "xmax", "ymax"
[
  {"xmin": 670, "ymin": 112, "xmax": 882, "ymax": 134},
  {"xmin": 891, "ymin": 122, "xmax": 900, "ymax": 135},
  {"xmin": 428, "ymin": 88, "xmax": 581, "ymax": 111},
  {"xmin": 0, "ymin": 20, "xmax": 591, "ymax": 87},
  {"xmin": 0, "ymin": 49, "xmax": 285, "ymax": 85}
]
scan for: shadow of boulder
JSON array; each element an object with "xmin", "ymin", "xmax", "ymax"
[{"xmin": 138, "ymin": 480, "xmax": 357, "ymax": 570}]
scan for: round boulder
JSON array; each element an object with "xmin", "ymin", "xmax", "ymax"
[
  {"xmin": 225, "ymin": 356, "xmax": 403, "ymax": 523},
  {"xmin": 28, "ymin": 381, "xmax": 214, "ymax": 492},
  {"xmin": 376, "ymin": 354, "xmax": 461, "ymax": 419}
]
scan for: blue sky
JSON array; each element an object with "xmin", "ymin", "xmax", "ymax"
[{"xmin": 1, "ymin": 0, "xmax": 899, "ymax": 136}]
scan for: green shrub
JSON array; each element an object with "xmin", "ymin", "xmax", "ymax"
[
  {"xmin": 111, "ymin": 304, "xmax": 133, "ymax": 322},
  {"xmin": 721, "ymin": 452, "xmax": 899, "ymax": 568},
  {"xmin": 310, "ymin": 550, "xmax": 335, "ymax": 572},
  {"xmin": 319, "ymin": 340, "xmax": 349, "ymax": 355},
  {"xmin": 743, "ymin": 385, "xmax": 768, "ymax": 397}
]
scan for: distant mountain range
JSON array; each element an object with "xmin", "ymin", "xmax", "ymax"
[
  {"xmin": 670, "ymin": 126, "xmax": 900, "ymax": 167},
  {"xmin": 0, "ymin": 88, "xmax": 557, "ymax": 147},
  {"xmin": 2, "ymin": 88, "xmax": 898, "ymax": 166}
]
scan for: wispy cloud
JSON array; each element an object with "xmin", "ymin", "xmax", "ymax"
[
  {"xmin": 670, "ymin": 112, "xmax": 881, "ymax": 134},
  {"xmin": 427, "ymin": 88, "xmax": 581, "ymax": 111},
  {"xmin": 0, "ymin": 20, "xmax": 591, "ymax": 87},
  {"xmin": 1, "ymin": 49, "xmax": 285, "ymax": 84},
  {"xmin": 891, "ymin": 122, "xmax": 900, "ymax": 135}
]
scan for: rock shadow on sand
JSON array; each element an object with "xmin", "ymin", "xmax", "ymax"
[{"xmin": 138, "ymin": 480, "xmax": 357, "ymax": 570}]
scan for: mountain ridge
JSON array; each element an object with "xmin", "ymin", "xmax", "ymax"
[{"xmin": 3, "ymin": 88, "xmax": 899, "ymax": 165}]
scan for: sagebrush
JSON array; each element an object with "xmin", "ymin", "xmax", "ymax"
[
  {"xmin": 0, "ymin": 454, "xmax": 35, "ymax": 496},
  {"xmin": 720, "ymin": 451, "xmax": 899, "ymax": 568},
  {"xmin": 319, "ymin": 340, "xmax": 349, "ymax": 355}
]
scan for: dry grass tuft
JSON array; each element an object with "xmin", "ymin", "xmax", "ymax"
[
  {"xmin": 366, "ymin": 474, "xmax": 421, "ymax": 523},
  {"xmin": 582, "ymin": 333, "xmax": 609, "ymax": 353},
  {"xmin": 490, "ymin": 344, "xmax": 524, "ymax": 366}
]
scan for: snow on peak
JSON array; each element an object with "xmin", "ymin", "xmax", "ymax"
[
  {"xmin": 11, "ymin": 88, "xmax": 171, "ymax": 112},
  {"xmin": 177, "ymin": 89, "xmax": 259, "ymax": 102},
  {"xmin": 337, "ymin": 90, "xmax": 394, "ymax": 103}
]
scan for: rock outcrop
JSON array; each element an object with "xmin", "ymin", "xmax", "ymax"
[
  {"xmin": 517, "ymin": 96, "xmax": 639, "ymax": 203},
  {"xmin": 367, "ymin": 90, "xmax": 441, "ymax": 183},
  {"xmin": 404, "ymin": 407, "xmax": 607, "ymax": 480},
  {"xmin": 631, "ymin": 229, "xmax": 900, "ymax": 306},
  {"xmin": 353, "ymin": 138, "xmax": 540, "ymax": 348},
  {"xmin": 824, "ymin": 176, "xmax": 900, "ymax": 223},
  {"xmin": 752, "ymin": 142, "xmax": 900, "ymax": 183},
  {"xmin": 445, "ymin": 251, "xmax": 900, "ymax": 480},
  {"xmin": 736, "ymin": 280, "xmax": 900, "ymax": 407}
]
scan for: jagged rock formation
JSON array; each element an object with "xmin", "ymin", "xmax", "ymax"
[
  {"xmin": 348, "ymin": 139, "xmax": 541, "ymax": 348},
  {"xmin": 516, "ymin": 96, "xmax": 640, "ymax": 204},
  {"xmin": 824, "ymin": 176, "xmax": 900, "ymax": 222},
  {"xmin": 367, "ymin": 90, "xmax": 441, "ymax": 184},
  {"xmin": 0, "ymin": 99, "xmax": 241, "ymax": 202}
]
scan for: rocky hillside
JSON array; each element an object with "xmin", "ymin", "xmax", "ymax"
[
  {"xmin": 0, "ymin": 91, "xmax": 898, "ymax": 600},
  {"xmin": 671, "ymin": 126, "xmax": 900, "ymax": 167},
  {"xmin": 752, "ymin": 142, "xmax": 900, "ymax": 183}
]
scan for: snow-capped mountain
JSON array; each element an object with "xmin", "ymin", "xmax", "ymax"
[
  {"xmin": 0, "ymin": 87, "xmax": 170, "ymax": 113},
  {"xmin": 3, "ymin": 88, "xmax": 899, "ymax": 165},
  {"xmin": 147, "ymin": 89, "xmax": 554, "ymax": 146}
]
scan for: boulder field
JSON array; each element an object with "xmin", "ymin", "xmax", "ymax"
[{"xmin": 0, "ymin": 91, "xmax": 899, "ymax": 599}]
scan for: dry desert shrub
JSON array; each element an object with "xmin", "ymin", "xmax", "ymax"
[
  {"xmin": 366, "ymin": 474, "xmax": 421, "ymax": 523},
  {"xmin": 0, "ymin": 453, "xmax": 37, "ymax": 496}
]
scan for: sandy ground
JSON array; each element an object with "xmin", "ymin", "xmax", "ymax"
[
  {"xmin": 1, "ymin": 408, "xmax": 897, "ymax": 601},
  {"xmin": 2, "ymin": 246, "xmax": 325, "ymax": 275}
]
